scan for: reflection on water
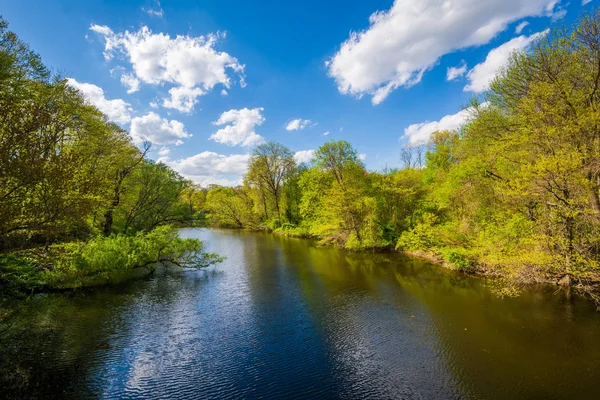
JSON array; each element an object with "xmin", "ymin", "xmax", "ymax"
[{"xmin": 1, "ymin": 228, "xmax": 599, "ymax": 399}]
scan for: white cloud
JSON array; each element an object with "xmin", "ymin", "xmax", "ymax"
[
  {"xmin": 163, "ymin": 86, "xmax": 205, "ymax": 113},
  {"xmin": 446, "ymin": 61, "xmax": 467, "ymax": 81},
  {"xmin": 294, "ymin": 150, "xmax": 315, "ymax": 164},
  {"xmin": 322, "ymin": 131, "xmax": 330, "ymax": 136},
  {"xmin": 130, "ymin": 112, "xmax": 191, "ymax": 146},
  {"xmin": 464, "ymin": 30, "xmax": 548, "ymax": 93},
  {"xmin": 327, "ymin": 0, "xmax": 562, "ymax": 105},
  {"xmin": 67, "ymin": 78, "xmax": 132, "ymax": 124},
  {"xmin": 403, "ymin": 104, "xmax": 486, "ymax": 146},
  {"xmin": 143, "ymin": 1, "xmax": 164, "ymax": 17},
  {"xmin": 210, "ymin": 107, "xmax": 265, "ymax": 147},
  {"xmin": 583, "ymin": 0, "xmax": 593, "ymax": 5},
  {"xmin": 358, "ymin": 153, "xmax": 367, "ymax": 161},
  {"xmin": 551, "ymin": 7, "xmax": 567, "ymax": 21},
  {"xmin": 286, "ymin": 118, "xmax": 311, "ymax": 131},
  {"xmin": 221, "ymin": 89, "xmax": 228, "ymax": 96},
  {"xmin": 158, "ymin": 147, "xmax": 171, "ymax": 157},
  {"xmin": 89, "ymin": 24, "xmax": 244, "ymax": 112},
  {"xmin": 120, "ymin": 73, "xmax": 140, "ymax": 93},
  {"xmin": 162, "ymin": 152, "xmax": 250, "ymax": 186},
  {"xmin": 515, "ymin": 21, "xmax": 529, "ymax": 34}
]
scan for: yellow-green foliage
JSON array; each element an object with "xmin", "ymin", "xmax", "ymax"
[
  {"xmin": 43, "ymin": 226, "xmax": 222, "ymax": 288},
  {"xmin": 395, "ymin": 213, "xmax": 441, "ymax": 251},
  {"xmin": 200, "ymin": 11, "xmax": 600, "ymax": 291}
]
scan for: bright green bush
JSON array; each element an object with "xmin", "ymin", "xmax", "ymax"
[
  {"xmin": 439, "ymin": 248, "xmax": 474, "ymax": 272},
  {"xmin": 395, "ymin": 213, "xmax": 440, "ymax": 251},
  {"xmin": 274, "ymin": 223, "xmax": 311, "ymax": 238},
  {"xmin": 42, "ymin": 226, "xmax": 223, "ymax": 288}
]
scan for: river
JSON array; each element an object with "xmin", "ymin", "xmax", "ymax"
[{"xmin": 1, "ymin": 228, "xmax": 600, "ymax": 399}]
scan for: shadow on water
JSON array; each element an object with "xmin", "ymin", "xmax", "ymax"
[{"xmin": 1, "ymin": 228, "xmax": 600, "ymax": 399}]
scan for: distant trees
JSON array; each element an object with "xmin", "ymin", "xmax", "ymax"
[
  {"xmin": 201, "ymin": 10, "xmax": 600, "ymax": 291},
  {"xmin": 205, "ymin": 186, "xmax": 254, "ymax": 228},
  {"xmin": 246, "ymin": 142, "xmax": 296, "ymax": 221}
]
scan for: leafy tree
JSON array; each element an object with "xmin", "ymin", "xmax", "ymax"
[
  {"xmin": 115, "ymin": 162, "xmax": 188, "ymax": 233},
  {"xmin": 205, "ymin": 186, "xmax": 255, "ymax": 228},
  {"xmin": 246, "ymin": 142, "xmax": 297, "ymax": 221}
]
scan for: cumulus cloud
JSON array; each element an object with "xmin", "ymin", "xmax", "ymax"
[
  {"xmin": 120, "ymin": 73, "xmax": 140, "ymax": 93},
  {"xmin": 67, "ymin": 78, "xmax": 132, "ymax": 124},
  {"xmin": 464, "ymin": 30, "xmax": 548, "ymax": 93},
  {"xmin": 89, "ymin": 24, "xmax": 244, "ymax": 113},
  {"xmin": 322, "ymin": 131, "xmax": 330, "ymax": 136},
  {"xmin": 210, "ymin": 107, "xmax": 265, "ymax": 147},
  {"xmin": 327, "ymin": 0, "xmax": 562, "ymax": 105},
  {"xmin": 515, "ymin": 21, "xmax": 529, "ymax": 34},
  {"xmin": 446, "ymin": 61, "xmax": 467, "ymax": 81},
  {"xmin": 286, "ymin": 118, "xmax": 312, "ymax": 131},
  {"xmin": 163, "ymin": 86, "xmax": 205, "ymax": 113},
  {"xmin": 294, "ymin": 150, "xmax": 315, "ymax": 164},
  {"xmin": 403, "ymin": 104, "xmax": 486, "ymax": 146},
  {"xmin": 130, "ymin": 112, "xmax": 191, "ymax": 146},
  {"xmin": 162, "ymin": 151, "xmax": 250, "ymax": 186},
  {"xmin": 358, "ymin": 153, "xmax": 367, "ymax": 161}
]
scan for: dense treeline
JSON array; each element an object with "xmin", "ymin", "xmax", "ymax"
[
  {"xmin": 0, "ymin": 18, "xmax": 218, "ymax": 295},
  {"xmin": 204, "ymin": 11, "xmax": 600, "ymax": 295}
]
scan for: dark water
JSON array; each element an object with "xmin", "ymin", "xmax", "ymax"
[{"xmin": 1, "ymin": 229, "xmax": 600, "ymax": 399}]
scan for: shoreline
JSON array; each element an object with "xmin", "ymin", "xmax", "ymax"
[
  {"xmin": 267, "ymin": 227, "xmax": 600, "ymax": 304},
  {"xmin": 2, "ymin": 227, "xmax": 599, "ymax": 306}
]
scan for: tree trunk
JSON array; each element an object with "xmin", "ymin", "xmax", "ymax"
[{"xmin": 103, "ymin": 209, "xmax": 113, "ymax": 235}]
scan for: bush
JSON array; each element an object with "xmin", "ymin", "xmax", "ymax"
[
  {"xmin": 267, "ymin": 218, "xmax": 282, "ymax": 231},
  {"xmin": 395, "ymin": 213, "xmax": 440, "ymax": 251},
  {"xmin": 0, "ymin": 255, "xmax": 47, "ymax": 297},
  {"xmin": 440, "ymin": 248, "xmax": 474, "ymax": 272},
  {"xmin": 1, "ymin": 226, "xmax": 224, "ymax": 290},
  {"xmin": 274, "ymin": 223, "xmax": 311, "ymax": 238}
]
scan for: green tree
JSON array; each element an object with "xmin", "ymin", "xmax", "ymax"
[{"xmin": 246, "ymin": 142, "xmax": 297, "ymax": 222}]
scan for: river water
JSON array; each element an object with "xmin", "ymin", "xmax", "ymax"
[{"xmin": 1, "ymin": 228, "xmax": 600, "ymax": 399}]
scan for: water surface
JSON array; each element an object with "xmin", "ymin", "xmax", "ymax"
[{"xmin": 1, "ymin": 228, "xmax": 599, "ymax": 399}]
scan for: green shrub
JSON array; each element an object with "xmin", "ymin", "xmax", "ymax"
[
  {"xmin": 440, "ymin": 248, "xmax": 474, "ymax": 272},
  {"xmin": 274, "ymin": 223, "xmax": 311, "ymax": 238},
  {"xmin": 267, "ymin": 218, "xmax": 282, "ymax": 231},
  {"xmin": 42, "ymin": 226, "xmax": 223, "ymax": 288},
  {"xmin": 395, "ymin": 213, "xmax": 440, "ymax": 251}
]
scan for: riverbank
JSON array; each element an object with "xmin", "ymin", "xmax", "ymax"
[
  {"xmin": 267, "ymin": 225, "xmax": 600, "ymax": 303},
  {"xmin": 0, "ymin": 227, "xmax": 223, "ymax": 300}
]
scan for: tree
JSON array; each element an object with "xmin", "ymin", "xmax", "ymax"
[
  {"xmin": 205, "ymin": 186, "xmax": 254, "ymax": 228},
  {"xmin": 0, "ymin": 21, "xmax": 115, "ymax": 244},
  {"xmin": 101, "ymin": 140, "xmax": 149, "ymax": 235},
  {"xmin": 246, "ymin": 142, "xmax": 296, "ymax": 221},
  {"xmin": 116, "ymin": 162, "xmax": 188, "ymax": 233},
  {"xmin": 310, "ymin": 141, "xmax": 376, "ymax": 247}
]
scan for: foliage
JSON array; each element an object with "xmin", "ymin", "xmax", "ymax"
[
  {"xmin": 395, "ymin": 213, "xmax": 441, "ymax": 251},
  {"xmin": 43, "ymin": 226, "xmax": 223, "ymax": 288},
  {"xmin": 0, "ymin": 17, "xmax": 220, "ymax": 294},
  {"xmin": 245, "ymin": 142, "xmax": 297, "ymax": 220},
  {"xmin": 203, "ymin": 10, "xmax": 600, "ymax": 294}
]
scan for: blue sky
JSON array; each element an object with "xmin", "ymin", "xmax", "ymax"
[{"xmin": 1, "ymin": 0, "xmax": 595, "ymax": 185}]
